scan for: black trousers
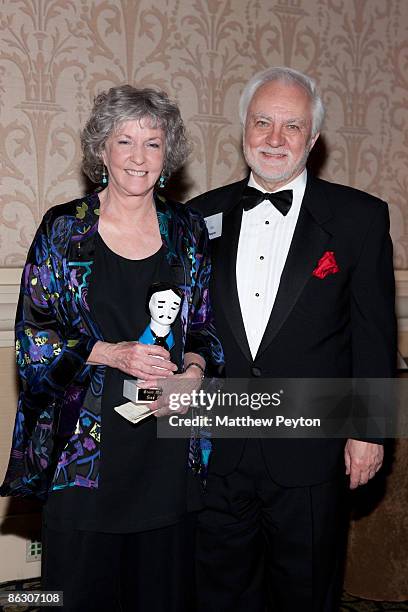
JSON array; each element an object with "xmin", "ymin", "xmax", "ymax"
[
  {"xmin": 196, "ymin": 439, "xmax": 347, "ymax": 612},
  {"xmin": 41, "ymin": 515, "xmax": 196, "ymax": 612}
]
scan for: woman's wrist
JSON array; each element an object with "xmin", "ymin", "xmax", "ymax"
[
  {"xmin": 87, "ymin": 340, "xmax": 115, "ymax": 367},
  {"xmin": 183, "ymin": 361, "xmax": 205, "ymax": 379}
]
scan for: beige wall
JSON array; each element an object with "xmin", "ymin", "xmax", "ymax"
[
  {"xmin": 0, "ymin": 349, "xmax": 19, "ymax": 521},
  {"xmin": 0, "ymin": 0, "xmax": 407, "ymax": 265},
  {"xmin": 0, "ymin": 348, "xmax": 41, "ymax": 582},
  {"xmin": 1, "ymin": 0, "xmax": 408, "ymax": 583}
]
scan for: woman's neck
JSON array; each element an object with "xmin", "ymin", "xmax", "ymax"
[
  {"xmin": 96, "ymin": 186, "xmax": 162, "ymax": 260},
  {"xmin": 99, "ymin": 186, "xmax": 156, "ymax": 228}
]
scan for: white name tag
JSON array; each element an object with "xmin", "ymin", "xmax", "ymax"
[{"xmin": 204, "ymin": 212, "xmax": 223, "ymax": 240}]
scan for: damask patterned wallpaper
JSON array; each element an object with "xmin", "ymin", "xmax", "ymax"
[{"xmin": 0, "ymin": 0, "xmax": 407, "ymax": 267}]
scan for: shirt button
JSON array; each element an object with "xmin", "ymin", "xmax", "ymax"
[
  {"xmin": 255, "ymin": 292, "xmax": 260, "ymax": 297},
  {"xmin": 260, "ymin": 256, "xmax": 264, "ymax": 260},
  {"xmin": 265, "ymin": 220, "xmax": 270, "ymax": 225}
]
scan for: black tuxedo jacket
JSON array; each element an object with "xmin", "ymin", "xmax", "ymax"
[{"xmin": 189, "ymin": 174, "xmax": 397, "ymax": 486}]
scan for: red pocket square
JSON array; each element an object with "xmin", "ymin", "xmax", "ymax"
[{"xmin": 313, "ymin": 251, "xmax": 339, "ymax": 279}]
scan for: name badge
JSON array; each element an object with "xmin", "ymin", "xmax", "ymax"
[{"xmin": 204, "ymin": 212, "xmax": 223, "ymax": 240}]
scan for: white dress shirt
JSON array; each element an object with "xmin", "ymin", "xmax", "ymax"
[{"xmin": 236, "ymin": 169, "xmax": 307, "ymax": 359}]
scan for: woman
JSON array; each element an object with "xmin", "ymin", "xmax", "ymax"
[{"xmin": 0, "ymin": 85, "xmax": 221, "ymax": 611}]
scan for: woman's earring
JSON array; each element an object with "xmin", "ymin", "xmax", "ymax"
[
  {"xmin": 158, "ymin": 174, "xmax": 166, "ymax": 188},
  {"xmin": 101, "ymin": 166, "xmax": 108, "ymax": 185}
]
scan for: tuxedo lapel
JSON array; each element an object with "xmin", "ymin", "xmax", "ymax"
[
  {"xmin": 256, "ymin": 176, "xmax": 334, "ymax": 359},
  {"xmin": 211, "ymin": 179, "xmax": 252, "ymax": 361}
]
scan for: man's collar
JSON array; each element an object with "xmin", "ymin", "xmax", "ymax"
[{"xmin": 248, "ymin": 169, "xmax": 307, "ymax": 194}]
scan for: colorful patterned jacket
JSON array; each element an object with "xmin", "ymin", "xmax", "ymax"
[{"xmin": 0, "ymin": 191, "xmax": 222, "ymax": 499}]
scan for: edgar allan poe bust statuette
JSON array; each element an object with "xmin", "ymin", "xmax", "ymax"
[
  {"xmin": 139, "ymin": 282, "xmax": 183, "ymax": 351},
  {"xmin": 123, "ymin": 282, "xmax": 184, "ymax": 405}
]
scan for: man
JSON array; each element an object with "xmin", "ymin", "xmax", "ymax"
[{"xmin": 189, "ymin": 67, "xmax": 396, "ymax": 612}]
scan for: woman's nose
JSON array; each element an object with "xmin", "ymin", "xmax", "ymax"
[{"xmin": 129, "ymin": 144, "xmax": 144, "ymax": 164}]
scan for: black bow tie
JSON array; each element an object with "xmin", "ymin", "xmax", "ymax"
[{"xmin": 241, "ymin": 186, "xmax": 293, "ymax": 215}]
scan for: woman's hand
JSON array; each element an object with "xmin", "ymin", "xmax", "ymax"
[{"xmin": 87, "ymin": 340, "xmax": 178, "ymax": 380}]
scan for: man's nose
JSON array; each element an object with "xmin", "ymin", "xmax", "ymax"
[{"xmin": 265, "ymin": 125, "xmax": 285, "ymax": 147}]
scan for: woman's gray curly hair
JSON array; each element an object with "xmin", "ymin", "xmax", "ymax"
[{"xmin": 81, "ymin": 84, "xmax": 190, "ymax": 184}]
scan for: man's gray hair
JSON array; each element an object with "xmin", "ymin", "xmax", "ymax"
[
  {"xmin": 81, "ymin": 84, "xmax": 190, "ymax": 184},
  {"xmin": 239, "ymin": 67, "xmax": 325, "ymax": 136}
]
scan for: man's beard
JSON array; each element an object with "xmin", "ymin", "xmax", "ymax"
[{"xmin": 243, "ymin": 141, "xmax": 312, "ymax": 186}]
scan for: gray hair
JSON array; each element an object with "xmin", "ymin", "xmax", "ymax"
[
  {"xmin": 81, "ymin": 84, "xmax": 190, "ymax": 183},
  {"xmin": 239, "ymin": 67, "xmax": 325, "ymax": 137}
]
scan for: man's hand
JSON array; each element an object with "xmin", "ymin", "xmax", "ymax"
[
  {"xmin": 139, "ymin": 367, "xmax": 204, "ymax": 418},
  {"xmin": 344, "ymin": 439, "xmax": 384, "ymax": 489}
]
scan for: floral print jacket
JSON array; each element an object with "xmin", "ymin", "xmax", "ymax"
[{"xmin": 0, "ymin": 191, "xmax": 222, "ymax": 499}]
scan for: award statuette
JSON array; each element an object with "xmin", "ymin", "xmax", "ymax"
[{"xmin": 116, "ymin": 283, "xmax": 183, "ymax": 423}]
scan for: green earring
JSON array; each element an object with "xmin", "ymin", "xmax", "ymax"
[
  {"xmin": 101, "ymin": 166, "xmax": 108, "ymax": 185},
  {"xmin": 158, "ymin": 174, "xmax": 166, "ymax": 188}
]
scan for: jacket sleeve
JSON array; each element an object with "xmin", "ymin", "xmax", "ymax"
[
  {"xmin": 15, "ymin": 215, "xmax": 97, "ymax": 398},
  {"xmin": 183, "ymin": 213, "xmax": 224, "ymax": 371},
  {"xmin": 0, "ymin": 214, "xmax": 97, "ymax": 497},
  {"xmin": 351, "ymin": 202, "xmax": 396, "ymax": 376},
  {"xmin": 350, "ymin": 202, "xmax": 397, "ymax": 442}
]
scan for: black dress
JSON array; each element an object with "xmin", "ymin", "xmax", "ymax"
[
  {"xmin": 45, "ymin": 233, "xmax": 201, "ymax": 531},
  {"xmin": 42, "ymin": 234, "xmax": 199, "ymax": 611}
]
